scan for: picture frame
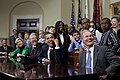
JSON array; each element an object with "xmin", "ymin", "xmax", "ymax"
[{"xmin": 110, "ymin": 1, "xmax": 120, "ymax": 18}]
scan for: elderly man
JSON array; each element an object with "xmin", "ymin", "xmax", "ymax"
[
  {"xmin": 27, "ymin": 33, "xmax": 44, "ymax": 62},
  {"xmin": 78, "ymin": 30, "xmax": 120, "ymax": 78}
]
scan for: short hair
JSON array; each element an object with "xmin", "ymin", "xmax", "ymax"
[
  {"xmin": 13, "ymin": 29, "xmax": 17, "ymax": 32},
  {"xmin": 1, "ymin": 38, "xmax": 7, "ymax": 44},
  {"xmin": 29, "ymin": 33, "xmax": 37, "ymax": 39},
  {"xmin": 111, "ymin": 16, "xmax": 120, "ymax": 22},
  {"xmin": 81, "ymin": 30, "xmax": 92, "ymax": 37},
  {"xmin": 72, "ymin": 30, "xmax": 80, "ymax": 36},
  {"xmin": 102, "ymin": 18, "xmax": 111, "ymax": 24},
  {"xmin": 15, "ymin": 38, "xmax": 24, "ymax": 44}
]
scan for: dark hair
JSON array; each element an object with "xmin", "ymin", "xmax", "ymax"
[
  {"xmin": 111, "ymin": 16, "xmax": 120, "ymax": 22},
  {"xmin": 13, "ymin": 29, "xmax": 17, "ymax": 32},
  {"xmin": 1, "ymin": 38, "xmax": 7, "ymax": 44},
  {"xmin": 102, "ymin": 17, "xmax": 112, "ymax": 26},
  {"xmin": 54, "ymin": 21, "xmax": 65, "ymax": 38},
  {"xmin": 90, "ymin": 21, "xmax": 97, "ymax": 29},
  {"xmin": 72, "ymin": 30, "xmax": 80, "ymax": 36}
]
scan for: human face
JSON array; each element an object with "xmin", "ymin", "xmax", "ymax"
[
  {"xmin": 82, "ymin": 19, "xmax": 90, "ymax": 30},
  {"xmin": 82, "ymin": 31, "xmax": 94, "ymax": 48},
  {"xmin": 17, "ymin": 40, "xmax": 24, "ymax": 47},
  {"xmin": 39, "ymin": 31, "xmax": 45, "ymax": 38},
  {"xmin": 90, "ymin": 22, "xmax": 95, "ymax": 29},
  {"xmin": 73, "ymin": 32, "xmax": 80, "ymax": 41},
  {"xmin": 2, "ymin": 40, "xmax": 7, "ymax": 46},
  {"xmin": 101, "ymin": 20, "xmax": 110, "ymax": 32},
  {"xmin": 45, "ymin": 34, "xmax": 54, "ymax": 45},
  {"xmin": 67, "ymin": 26, "xmax": 74, "ymax": 34},
  {"xmin": 58, "ymin": 22, "xmax": 64, "ymax": 32},
  {"xmin": 49, "ymin": 28, "xmax": 55, "ymax": 34},
  {"xmin": 29, "ymin": 35, "xmax": 37, "ymax": 46},
  {"xmin": 111, "ymin": 18, "xmax": 118, "ymax": 27},
  {"xmin": 24, "ymin": 33, "xmax": 29, "ymax": 40}
]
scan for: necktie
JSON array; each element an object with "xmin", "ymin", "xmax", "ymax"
[
  {"xmin": 32, "ymin": 47, "xmax": 36, "ymax": 56},
  {"xmin": 86, "ymin": 50, "xmax": 91, "ymax": 74}
]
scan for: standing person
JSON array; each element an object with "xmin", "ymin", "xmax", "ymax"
[
  {"xmin": 78, "ymin": 30, "xmax": 120, "ymax": 77},
  {"xmin": 99, "ymin": 18, "xmax": 120, "ymax": 54},
  {"xmin": 54, "ymin": 21, "xmax": 71, "ymax": 64},
  {"xmin": 90, "ymin": 21, "xmax": 102, "ymax": 44},
  {"xmin": 48, "ymin": 26, "xmax": 55, "ymax": 34},
  {"xmin": 111, "ymin": 16, "xmax": 120, "ymax": 40},
  {"xmin": 24, "ymin": 32, "xmax": 30, "ymax": 46},
  {"xmin": 38, "ymin": 30, "xmax": 45, "ymax": 44},
  {"xmin": 67, "ymin": 24, "xmax": 75, "ymax": 39},
  {"xmin": 9, "ymin": 29, "xmax": 17, "ymax": 50}
]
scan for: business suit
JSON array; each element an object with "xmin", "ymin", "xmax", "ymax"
[
  {"xmin": 38, "ymin": 44, "xmax": 62, "ymax": 64},
  {"xmin": 78, "ymin": 45, "xmax": 120, "ymax": 76},
  {"xmin": 9, "ymin": 35, "xmax": 17, "ymax": 50},
  {"xmin": 54, "ymin": 33, "xmax": 71, "ymax": 64},
  {"xmin": 0, "ymin": 46, "xmax": 13, "ymax": 54}
]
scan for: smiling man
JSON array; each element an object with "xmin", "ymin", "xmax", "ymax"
[{"xmin": 78, "ymin": 30, "xmax": 120, "ymax": 78}]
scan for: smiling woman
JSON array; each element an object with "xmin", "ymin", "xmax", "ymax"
[{"xmin": 9, "ymin": 38, "xmax": 29, "ymax": 58}]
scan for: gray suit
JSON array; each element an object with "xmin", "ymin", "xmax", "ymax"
[{"xmin": 78, "ymin": 45, "xmax": 120, "ymax": 76}]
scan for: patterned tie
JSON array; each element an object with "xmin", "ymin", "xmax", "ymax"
[{"xmin": 86, "ymin": 50, "xmax": 91, "ymax": 74}]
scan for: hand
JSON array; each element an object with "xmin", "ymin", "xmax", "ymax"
[
  {"xmin": 17, "ymin": 53, "xmax": 22, "ymax": 57},
  {"xmin": 70, "ymin": 37, "xmax": 74, "ymax": 42},
  {"xmin": 44, "ymin": 59, "xmax": 51, "ymax": 64},
  {"xmin": 54, "ymin": 39, "xmax": 59, "ymax": 47},
  {"xmin": 99, "ymin": 75, "xmax": 107, "ymax": 80}
]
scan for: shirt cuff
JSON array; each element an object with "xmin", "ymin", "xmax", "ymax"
[
  {"xmin": 42, "ymin": 58, "xmax": 46, "ymax": 62},
  {"xmin": 55, "ymin": 47, "xmax": 60, "ymax": 49}
]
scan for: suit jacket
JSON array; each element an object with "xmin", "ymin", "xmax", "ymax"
[
  {"xmin": 38, "ymin": 44, "xmax": 62, "ymax": 64},
  {"xmin": 0, "ymin": 45, "xmax": 13, "ymax": 54},
  {"xmin": 78, "ymin": 45, "xmax": 120, "ymax": 76},
  {"xmin": 54, "ymin": 33, "xmax": 71, "ymax": 64},
  {"xmin": 9, "ymin": 35, "xmax": 17, "ymax": 50}
]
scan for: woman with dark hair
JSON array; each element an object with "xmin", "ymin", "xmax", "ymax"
[{"xmin": 54, "ymin": 21, "xmax": 71, "ymax": 64}]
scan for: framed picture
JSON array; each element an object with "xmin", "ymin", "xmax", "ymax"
[{"xmin": 110, "ymin": 1, "xmax": 120, "ymax": 18}]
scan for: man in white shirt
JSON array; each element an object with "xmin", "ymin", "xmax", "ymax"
[{"xmin": 78, "ymin": 30, "xmax": 120, "ymax": 78}]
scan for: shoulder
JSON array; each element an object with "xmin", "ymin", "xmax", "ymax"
[{"xmin": 24, "ymin": 46, "xmax": 29, "ymax": 49}]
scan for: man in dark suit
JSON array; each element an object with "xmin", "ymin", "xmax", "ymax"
[
  {"xmin": 26, "ymin": 33, "xmax": 44, "ymax": 63},
  {"xmin": 78, "ymin": 30, "xmax": 120, "ymax": 77},
  {"xmin": 38, "ymin": 32, "xmax": 62, "ymax": 64},
  {"xmin": 9, "ymin": 29, "xmax": 17, "ymax": 50},
  {"xmin": 0, "ymin": 38, "xmax": 13, "ymax": 57}
]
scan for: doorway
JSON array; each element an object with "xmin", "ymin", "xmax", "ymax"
[{"xmin": 17, "ymin": 18, "xmax": 39, "ymax": 36}]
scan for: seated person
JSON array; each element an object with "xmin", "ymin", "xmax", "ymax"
[
  {"xmin": 78, "ymin": 30, "xmax": 120, "ymax": 78},
  {"xmin": 9, "ymin": 38, "xmax": 29, "ymax": 58},
  {"xmin": 0, "ymin": 38, "xmax": 13, "ymax": 57},
  {"xmin": 68, "ymin": 30, "xmax": 83, "ymax": 53},
  {"xmin": 37, "ymin": 32, "xmax": 62, "ymax": 64}
]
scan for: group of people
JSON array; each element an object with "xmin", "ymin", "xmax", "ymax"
[{"xmin": 0, "ymin": 15, "xmax": 120, "ymax": 79}]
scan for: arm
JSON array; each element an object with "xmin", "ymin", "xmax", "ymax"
[
  {"xmin": 108, "ymin": 31, "xmax": 120, "ymax": 53},
  {"xmin": 9, "ymin": 48, "xmax": 20, "ymax": 57},
  {"xmin": 21, "ymin": 46, "xmax": 29, "ymax": 56},
  {"xmin": 68, "ymin": 42, "xmax": 74, "ymax": 52},
  {"xmin": 105, "ymin": 48, "xmax": 120, "ymax": 76}
]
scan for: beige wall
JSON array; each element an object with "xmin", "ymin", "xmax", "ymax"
[
  {"xmin": 0, "ymin": 0, "xmax": 67, "ymax": 38},
  {"xmin": 0, "ymin": 0, "xmax": 119, "ymax": 38}
]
